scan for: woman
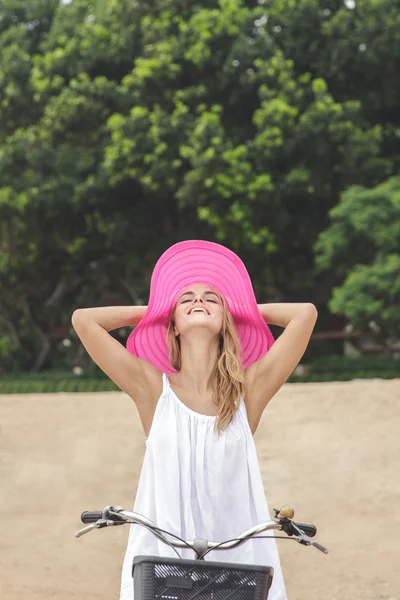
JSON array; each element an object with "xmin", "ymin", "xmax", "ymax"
[{"xmin": 72, "ymin": 240, "xmax": 318, "ymax": 600}]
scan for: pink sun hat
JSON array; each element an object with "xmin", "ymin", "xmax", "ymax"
[{"xmin": 126, "ymin": 240, "xmax": 274, "ymax": 373}]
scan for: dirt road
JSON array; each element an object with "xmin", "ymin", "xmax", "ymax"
[{"xmin": 1, "ymin": 379, "xmax": 399, "ymax": 599}]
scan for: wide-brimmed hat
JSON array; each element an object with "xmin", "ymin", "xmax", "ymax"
[{"xmin": 126, "ymin": 240, "xmax": 274, "ymax": 373}]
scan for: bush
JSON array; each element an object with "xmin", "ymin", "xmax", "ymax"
[
  {"xmin": 0, "ymin": 373, "xmax": 119, "ymax": 394},
  {"xmin": 289, "ymin": 354, "xmax": 399, "ymax": 382},
  {"xmin": 0, "ymin": 355, "xmax": 398, "ymax": 393}
]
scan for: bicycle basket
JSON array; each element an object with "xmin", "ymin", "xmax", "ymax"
[{"xmin": 132, "ymin": 556, "xmax": 274, "ymax": 600}]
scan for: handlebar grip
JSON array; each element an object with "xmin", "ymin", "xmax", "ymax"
[
  {"xmin": 293, "ymin": 522, "xmax": 317, "ymax": 538},
  {"xmin": 81, "ymin": 511, "xmax": 103, "ymax": 523}
]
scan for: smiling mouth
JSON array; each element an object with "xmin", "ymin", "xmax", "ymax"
[{"xmin": 188, "ymin": 307, "xmax": 209, "ymax": 315}]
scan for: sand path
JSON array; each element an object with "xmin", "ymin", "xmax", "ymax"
[{"xmin": 1, "ymin": 379, "xmax": 399, "ymax": 599}]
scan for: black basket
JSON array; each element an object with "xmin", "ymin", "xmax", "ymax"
[{"xmin": 132, "ymin": 556, "xmax": 274, "ymax": 600}]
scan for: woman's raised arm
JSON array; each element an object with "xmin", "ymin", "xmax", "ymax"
[
  {"xmin": 72, "ymin": 305, "xmax": 147, "ymax": 332},
  {"xmin": 71, "ymin": 306, "xmax": 161, "ymax": 431},
  {"xmin": 245, "ymin": 303, "xmax": 318, "ymax": 433}
]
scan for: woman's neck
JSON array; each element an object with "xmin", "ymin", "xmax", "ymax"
[{"xmin": 172, "ymin": 338, "xmax": 219, "ymax": 394}]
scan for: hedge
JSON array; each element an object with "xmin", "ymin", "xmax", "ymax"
[
  {"xmin": 0, "ymin": 355, "xmax": 398, "ymax": 393},
  {"xmin": 288, "ymin": 354, "xmax": 399, "ymax": 382},
  {"xmin": 0, "ymin": 377, "xmax": 118, "ymax": 394}
]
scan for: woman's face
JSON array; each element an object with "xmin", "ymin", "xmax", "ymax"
[{"xmin": 173, "ymin": 283, "xmax": 224, "ymax": 338}]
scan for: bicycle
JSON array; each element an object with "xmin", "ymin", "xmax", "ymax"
[{"xmin": 75, "ymin": 504, "xmax": 328, "ymax": 600}]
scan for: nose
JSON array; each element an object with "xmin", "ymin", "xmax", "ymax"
[{"xmin": 191, "ymin": 293, "xmax": 208, "ymax": 306}]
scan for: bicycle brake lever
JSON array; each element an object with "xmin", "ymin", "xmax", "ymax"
[
  {"xmin": 74, "ymin": 523, "xmax": 98, "ymax": 538},
  {"xmin": 295, "ymin": 535, "xmax": 310, "ymax": 546},
  {"xmin": 74, "ymin": 518, "xmax": 112, "ymax": 538},
  {"xmin": 311, "ymin": 540, "xmax": 329, "ymax": 554},
  {"xmin": 294, "ymin": 534, "xmax": 329, "ymax": 554}
]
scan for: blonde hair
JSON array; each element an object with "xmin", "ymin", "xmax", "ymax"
[{"xmin": 166, "ymin": 290, "xmax": 245, "ymax": 434}]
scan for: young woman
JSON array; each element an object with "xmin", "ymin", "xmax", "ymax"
[{"xmin": 71, "ymin": 240, "xmax": 318, "ymax": 600}]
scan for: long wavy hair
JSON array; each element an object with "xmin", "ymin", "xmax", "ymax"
[{"xmin": 166, "ymin": 289, "xmax": 245, "ymax": 434}]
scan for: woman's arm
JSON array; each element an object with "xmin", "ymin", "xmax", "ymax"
[
  {"xmin": 257, "ymin": 302, "xmax": 315, "ymax": 328},
  {"xmin": 245, "ymin": 303, "xmax": 318, "ymax": 433},
  {"xmin": 71, "ymin": 305, "xmax": 161, "ymax": 431},
  {"xmin": 72, "ymin": 305, "xmax": 148, "ymax": 332}
]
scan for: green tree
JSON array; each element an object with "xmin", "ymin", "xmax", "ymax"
[
  {"xmin": 100, "ymin": 0, "xmax": 388, "ymax": 301},
  {"xmin": 269, "ymin": 0, "xmax": 400, "ymax": 172},
  {"xmin": 315, "ymin": 176, "xmax": 400, "ymax": 343},
  {"xmin": 0, "ymin": 0, "xmax": 211, "ymax": 371},
  {"xmin": 1, "ymin": 0, "xmax": 399, "ymax": 371}
]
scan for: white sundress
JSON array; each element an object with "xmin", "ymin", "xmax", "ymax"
[{"xmin": 120, "ymin": 373, "xmax": 288, "ymax": 600}]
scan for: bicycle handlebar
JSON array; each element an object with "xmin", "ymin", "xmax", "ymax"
[
  {"xmin": 80, "ymin": 511, "xmax": 315, "ymax": 539},
  {"xmin": 75, "ymin": 504, "xmax": 328, "ymax": 556}
]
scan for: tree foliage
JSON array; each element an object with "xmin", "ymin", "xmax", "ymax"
[
  {"xmin": 0, "ymin": 0, "xmax": 399, "ymax": 371},
  {"xmin": 315, "ymin": 176, "xmax": 400, "ymax": 341}
]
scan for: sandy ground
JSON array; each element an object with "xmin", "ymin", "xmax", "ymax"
[{"xmin": 1, "ymin": 379, "xmax": 399, "ymax": 600}]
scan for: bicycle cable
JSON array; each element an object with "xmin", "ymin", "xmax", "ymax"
[
  {"xmin": 200, "ymin": 535, "xmax": 299, "ymax": 559},
  {"xmin": 107, "ymin": 511, "xmax": 303, "ymax": 559},
  {"xmin": 110, "ymin": 513, "xmax": 193, "ymax": 558}
]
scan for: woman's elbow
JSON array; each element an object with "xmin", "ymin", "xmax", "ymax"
[
  {"xmin": 303, "ymin": 303, "xmax": 318, "ymax": 321},
  {"xmin": 71, "ymin": 308, "xmax": 89, "ymax": 328}
]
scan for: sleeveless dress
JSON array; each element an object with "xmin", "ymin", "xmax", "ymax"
[{"xmin": 120, "ymin": 373, "xmax": 288, "ymax": 600}]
